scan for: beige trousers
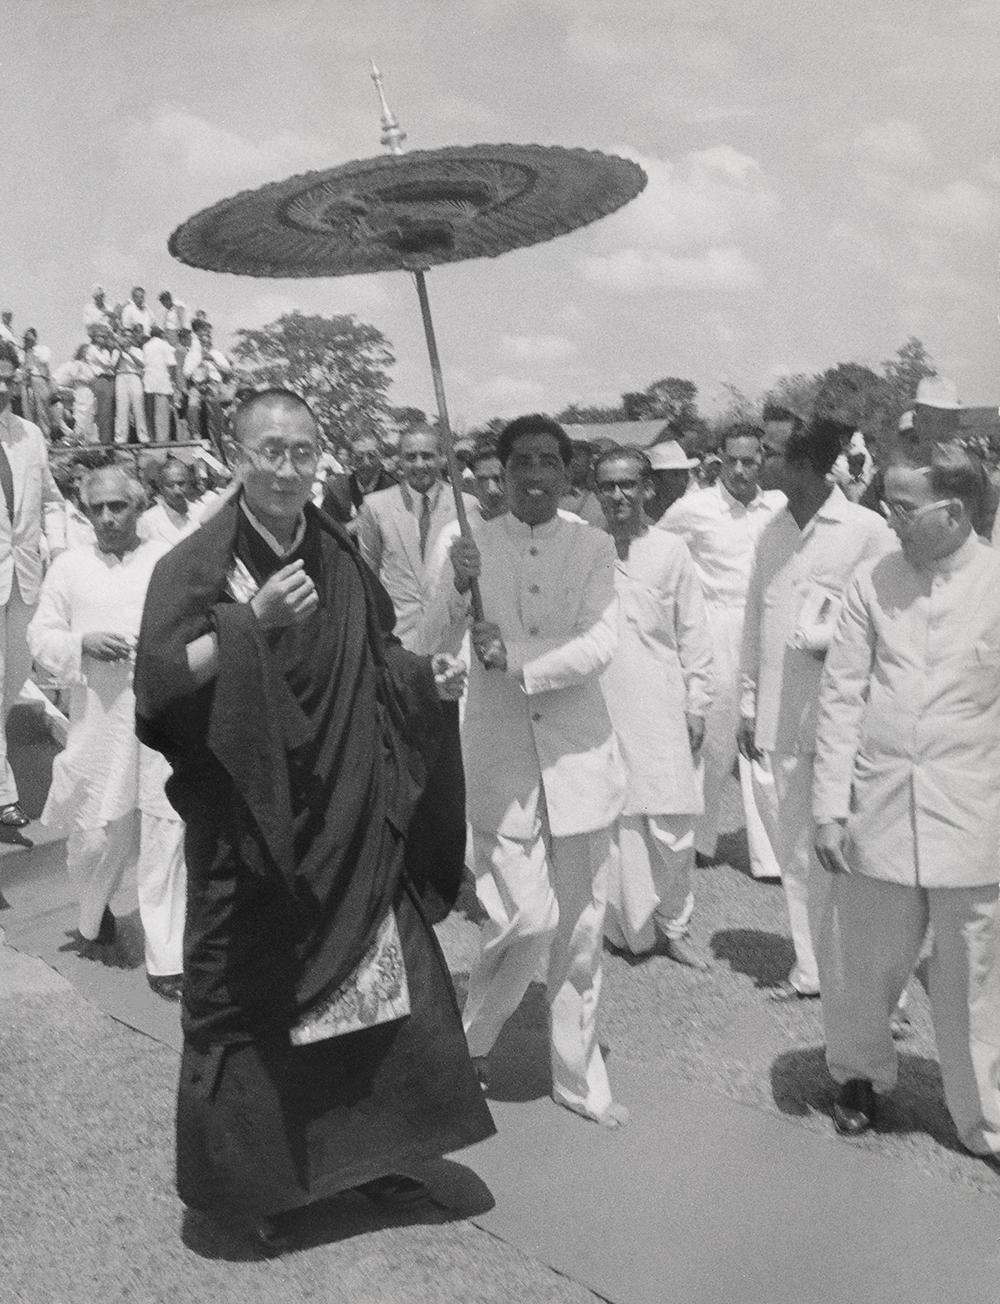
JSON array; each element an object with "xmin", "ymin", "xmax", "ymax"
[
  {"xmin": 820, "ymin": 873, "xmax": 1000, "ymax": 1156},
  {"xmin": 604, "ymin": 813, "xmax": 695, "ymax": 954},
  {"xmin": 757, "ymin": 750, "xmax": 830, "ymax": 994},
  {"xmin": 0, "ymin": 577, "xmax": 35, "ymax": 806},
  {"xmin": 464, "ymin": 821, "xmax": 615, "ymax": 1121},
  {"xmin": 698, "ymin": 604, "xmax": 781, "ymax": 878}
]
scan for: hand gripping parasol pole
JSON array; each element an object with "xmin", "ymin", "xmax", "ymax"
[{"xmin": 371, "ymin": 60, "xmax": 485, "ymax": 623}]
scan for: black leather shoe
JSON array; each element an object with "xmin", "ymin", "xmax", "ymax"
[
  {"xmin": 833, "ymin": 1078, "xmax": 877, "ymax": 1136},
  {"xmin": 0, "ymin": 802, "xmax": 30, "ymax": 828},
  {"xmin": 147, "ymin": 973, "xmax": 183, "ymax": 1002}
]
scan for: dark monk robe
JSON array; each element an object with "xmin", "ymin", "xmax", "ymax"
[{"xmin": 134, "ymin": 494, "xmax": 493, "ymax": 1221}]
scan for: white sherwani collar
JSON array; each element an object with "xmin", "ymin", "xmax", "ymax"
[{"xmin": 502, "ymin": 512, "xmax": 562, "ymax": 542}]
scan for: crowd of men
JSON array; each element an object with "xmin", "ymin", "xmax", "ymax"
[
  {"xmin": 0, "ymin": 287, "xmax": 234, "ymax": 448},
  {"xmin": 2, "ymin": 352, "xmax": 998, "ymax": 1253}
]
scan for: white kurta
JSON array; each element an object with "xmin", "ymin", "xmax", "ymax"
[
  {"xmin": 602, "ymin": 528, "xmax": 712, "ymax": 816},
  {"xmin": 27, "ymin": 541, "xmax": 172, "ymax": 831}
]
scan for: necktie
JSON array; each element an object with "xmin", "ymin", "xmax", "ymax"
[
  {"xmin": 418, "ymin": 492, "xmax": 431, "ymax": 559},
  {"xmin": 0, "ymin": 441, "xmax": 14, "ymax": 522}
]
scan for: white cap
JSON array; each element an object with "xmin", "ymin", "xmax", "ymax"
[
  {"xmin": 647, "ymin": 440, "xmax": 700, "ymax": 471},
  {"xmin": 915, "ymin": 376, "xmax": 961, "ymax": 410}
]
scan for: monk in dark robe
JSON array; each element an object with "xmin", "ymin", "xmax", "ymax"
[{"xmin": 134, "ymin": 389, "xmax": 493, "ymax": 1254}]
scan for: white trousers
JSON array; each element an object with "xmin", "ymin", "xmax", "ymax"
[
  {"xmin": 114, "ymin": 373, "xmax": 147, "ymax": 443},
  {"xmin": 0, "ymin": 578, "xmax": 35, "ymax": 806},
  {"xmin": 756, "ymin": 750, "xmax": 830, "ymax": 994},
  {"xmin": 67, "ymin": 810, "xmax": 186, "ymax": 975},
  {"xmin": 464, "ymin": 822, "xmax": 615, "ymax": 1121},
  {"xmin": 605, "ymin": 814, "xmax": 695, "ymax": 954},
  {"xmin": 820, "ymin": 873, "xmax": 1000, "ymax": 1156},
  {"xmin": 698, "ymin": 603, "xmax": 781, "ymax": 878}
]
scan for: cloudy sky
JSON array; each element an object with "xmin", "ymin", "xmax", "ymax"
[{"xmin": 3, "ymin": 1, "xmax": 999, "ymax": 426}]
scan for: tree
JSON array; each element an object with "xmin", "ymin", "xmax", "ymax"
[
  {"xmin": 882, "ymin": 336, "xmax": 936, "ymax": 417},
  {"xmin": 555, "ymin": 400, "xmax": 625, "ymax": 425},
  {"xmin": 622, "ymin": 376, "xmax": 700, "ymax": 425},
  {"xmin": 762, "ymin": 372, "xmax": 822, "ymax": 421},
  {"xmin": 812, "ymin": 362, "xmax": 895, "ymax": 439},
  {"xmin": 231, "ymin": 311, "xmax": 396, "ymax": 454}
]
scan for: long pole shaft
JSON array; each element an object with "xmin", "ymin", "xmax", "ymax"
[{"xmin": 413, "ymin": 269, "xmax": 484, "ymax": 623}]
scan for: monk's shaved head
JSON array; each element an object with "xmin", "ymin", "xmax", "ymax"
[{"xmin": 232, "ymin": 388, "xmax": 317, "ymax": 445}]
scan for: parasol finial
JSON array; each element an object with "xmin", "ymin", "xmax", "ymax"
[{"xmin": 369, "ymin": 59, "xmax": 407, "ymax": 156}]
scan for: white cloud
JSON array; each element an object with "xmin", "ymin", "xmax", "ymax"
[
  {"xmin": 853, "ymin": 120, "xmax": 932, "ymax": 180},
  {"xmin": 499, "ymin": 332, "xmax": 577, "ymax": 363},
  {"xmin": 565, "ymin": 16, "xmax": 630, "ymax": 67},
  {"xmin": 910, "ymin": 180, "xmax": 993, "ymax": 234},
  {"xmin": 582, "ymin": 245, "xmax": 762, "ymax": 294},
  {"xmin": 584, "ymin": 145, "xmax": 779, "ymax": 257},
  {"xmin": 120, "ymin": 105, "xmax": 330, "ymax": 193},
  {"xmin": 473, "ymin": 373, "xmax": 550, "ymax": 415}
]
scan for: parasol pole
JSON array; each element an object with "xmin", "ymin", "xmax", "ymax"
[{"xmin": 370, "ymin": 61, "xmax": 485, "ymax": 623}]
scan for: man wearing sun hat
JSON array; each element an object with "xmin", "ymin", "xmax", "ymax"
[{"xmin": 645, "ymin": 438, "xmax": 700, "ymax": 523}]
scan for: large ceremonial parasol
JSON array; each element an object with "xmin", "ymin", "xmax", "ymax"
[{"xmin": 169, "ymin": 66, "xmax": 646, "ymax": 619}]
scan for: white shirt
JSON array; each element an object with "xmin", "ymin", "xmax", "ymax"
[
  {"xmin": 82, "ymin": 301, "xmax": 113, "ymax": 333},
  {"xmin": 660, "ymin": 481, "xmax": 786, "ymax": 608},
  {"xmin": 138, "ymin": 500, "xmax": 202, "ymax": 547},
  {"xmin": 160, "ymin": 300, "xmax": 188, "ymax": 335},
  {"xmin": 120, "ymin": 301, "xmax": 155, "ymax": 335},
  {"xmin": 141, "ymin": 336, "xmax": 177, "ymax": 395},
  {"xmin": 27, "ymin": 540, "xmax": 173, "ymax": 830},
  {"xmin": 741, "ymin": 486, "xmax": 895, "ymax": 755},
  {"xmin": 814, "ymin": 534, "xmax": 1000, "ymax": 888}
]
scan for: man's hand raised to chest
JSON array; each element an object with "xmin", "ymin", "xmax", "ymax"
[{"xmin": 249, "ymin": 560, "xmax": 319, "ymax": 630}]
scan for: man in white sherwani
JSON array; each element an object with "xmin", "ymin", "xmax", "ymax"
[
  {"xmin": 813, "ymin": 444, "xmax": 1000, "ymax": 1152},
  {"xmin": 660, "ymin": 425, "xmax": 784, "ymax": 879},
  {"xmin": 432, "ymin": 414, "xmax": 628, "ymax": 1127},
  {"xmin": 596, "ymin": 447, "xmax": 714, "ymax": 968},
  {"xmin": 739, "ymin": 417, "xmax": 895, "ymax": 1001},
  {"xmin": 27, "ymin": 466, "xmax": 187, "ymax": 1001}
]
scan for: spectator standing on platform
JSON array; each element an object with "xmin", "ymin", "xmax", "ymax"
[
  {"xmin": 813, "ymin": 444, "xmax": 1000, "ymax": 1153},
  {"xmin": 120, "ymin": 286, "xmax": 155, "ymax": 338},
  {"xmin": 0, "ymin": 340, "xmax": 67, "ymax": 828},
  {"xmin": 434, "ymin": 414, "xmax": 629, "ymax": 1127},
  {"xmin": 138, "ymin": 460, "xmax": 201, "ymax": 547},
  {"xmin": 112, "ymin": 326, "xmax": 148, "ymax": 445},
  {"xmin": 660, "ymin": 425, "xmax": 784, "ymax": 880},
  {"xmin": 158, "ymin": 290, "xmax": 187, "ymax": 344},
  {"xmin": 54, "ymin": 346, "xmax": 97, "ymax": 443},
  {"xmin": 183, "ymin": 322, "xmax": 232, "ymax": 452},
  {"xmin": 28, "ymin": 466, "xmax": 185, "ymax": 999},
  {"xmin": 20, "ymin": 329, "xmax": 53, "ymax": 438},
  {"xmin": 83, "ymin": 286, "xmax": 114, "ymax": 338},
  {"xmin": 739, "ymin": 417, "xmax": 894, "ymax": 1001},
  {"xmin": 596, "ymin": 447, "xmax": 715, "ymax": 967},
  {"xmin": 84, "ymin": 325, "xmax": 116, "ymax": 445},
  {"xmin": 0, "ymin": 312, "xmax": 19, "ymax": 354},
  {"xmin": 142, "ymin": 326, "xmax": 177, "ymax": 443}
]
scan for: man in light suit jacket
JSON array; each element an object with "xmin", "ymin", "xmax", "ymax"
[
  {"xmin": 433, "ymin": 414, "xmax": 629, "ymax": 1128},
  {"xmin": 356, "ymin": 426, "xmax": 478, "ymax": 920},
  {"xmin": 0, "ymin": 342, "xmax": 67, "ymax": 826}
]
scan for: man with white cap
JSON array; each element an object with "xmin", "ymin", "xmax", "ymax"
[
  {"xmin": 83, "ymin": 286, "xmax": 114, "ymax": 337},
  {"xmin": 646, "ymin": 439, "xmax": 700, "ymax": 523},
  {"xmin": 660, "ymin": 424, "xmax": 784, "ymax": 879}
]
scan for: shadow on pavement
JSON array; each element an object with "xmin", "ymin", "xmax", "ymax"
[{"xmin": 711, "ymin": 926, "xmax": 795, "ymax": 987}]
